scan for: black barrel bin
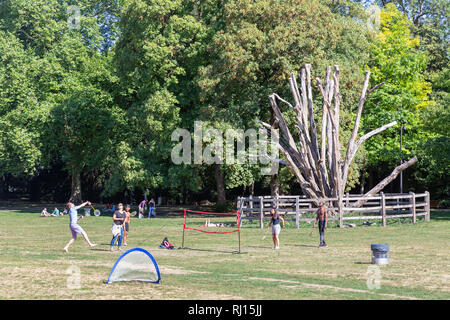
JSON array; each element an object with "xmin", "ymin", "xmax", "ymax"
[{"xmin": 371, "ymin": 244, "xmax": 389, "ymax": 265}]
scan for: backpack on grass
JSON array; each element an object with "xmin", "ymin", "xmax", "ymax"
[{"xmin": 159, "ymin": 237, "xmax": 174, "ymax": 249}]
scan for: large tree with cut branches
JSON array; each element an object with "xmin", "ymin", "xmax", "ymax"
[{"xmin": 259, "ymin": 64, "xmax": 418, "ymax": 212}]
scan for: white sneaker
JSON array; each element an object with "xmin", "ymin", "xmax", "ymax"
[{"xmin": 275, "ymin": 246, "xmax": 280, "ymax": 250}]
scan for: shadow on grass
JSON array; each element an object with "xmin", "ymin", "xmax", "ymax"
[
  {"xmin": 180, "ymin": 247, "xmax": 244, "ymax": 255},
  {"xmin": 91, "ymin": 248, "xmax": 113, "ymax": 252},
  {"xmin": 430, "ymin": 210, "xmax": 450, "ymax": 221},
  {"xmin": 247, "ymin": 245, "xmax": 274, "ymax": 249},
  {"xmin": 354, "ymin": 261, "xmax": 371, "ymax": 265},
  {"xmin": 290, "ymin": 244, "xmax": 320, "ymax": 248}
]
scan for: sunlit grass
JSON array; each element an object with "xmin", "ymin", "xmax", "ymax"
[{"xmin": 0, "ymin": 209, "xmax": 448, "ymax": 299}]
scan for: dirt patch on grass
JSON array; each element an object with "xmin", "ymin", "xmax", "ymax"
[
  {"xmin": 159, "ymin": 266, "xmax": 210, "ymax": 275},
  {"xmin": 248, "ymin": 276, "xmax": 420, "ymax": 300}
]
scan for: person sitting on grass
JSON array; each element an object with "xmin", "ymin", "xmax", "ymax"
[
  {"xmin": 267, "ymin": 208, "xmax": 285, "ymax": 250},
  {"xmin": 63, "ymin": 201, "xmax": 97, "ymax": 253},
  {"xmin": 123, "ymin": 204, "xmax": 131, "ymax": 247},
  {"xmin": 313, "ymin": 202, "xmax": 328, "ymax": 248},
  {"xmin": 51, "ymin": 207, "xmax": 60, "ymax": 216},
  {"xmin": 41, "ymin": 208, "xmax": 50, "ymax": 217},
  {"xmin": 110, "ymin": 203, "xmax": 126, "ymax": 252}
]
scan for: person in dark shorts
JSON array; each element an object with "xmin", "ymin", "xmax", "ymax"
[
  {"xmin": 123, "ymin": 204, "xmax": 131, "ymax": 247},
  {"xmin": 110, "ymin": 203, "xmax": 126, "ymax": 252},
  {"xmin": 313, "ymin": 202, "xmax": 328, "ymax": 247}
]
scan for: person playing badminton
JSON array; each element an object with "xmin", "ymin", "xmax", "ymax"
[
  {"xmin": 313, "ymin": 202, "xmax": 328, "ymax": 247},
  {"xmin": 267, "ymin": 208, "xmax": 285, "ymax": 250},
  {"xmin": 110, "ymin": 203, "xmax": 126, "ymax": 252},
  {"xmin": 63, "ymin": 201, "xmax": 97, "ymax": 253}
]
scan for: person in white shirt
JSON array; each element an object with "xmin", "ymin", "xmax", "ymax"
[{"xmin": 63, "ymin": 201, "xmax": 97, "ymax": 253}]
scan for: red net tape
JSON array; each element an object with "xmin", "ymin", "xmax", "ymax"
[
  {"xmin": 184, "ymin": 227, "xmax": 239, "ymax": 234},
  {"xmin": 185, "ymin": 209, "xmax": 238, "ymax": 215},
  {"xmin": 183, "ymin": 209, "xmax": 240, "ymax": 233}
]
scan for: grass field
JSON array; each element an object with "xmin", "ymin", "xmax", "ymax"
[{"xmin": 0, "ymin": 206, "xmax": 449, "ymax": 300}]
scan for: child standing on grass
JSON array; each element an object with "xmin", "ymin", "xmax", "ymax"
[
  {"xmin": 267, "ymin": 208, "xmax": 285, "ymax": 250},
  {"xmin": 63, "ymin": 201, "xmax": 97, "ymax": 253},
  {"xmin": 148, "ymin": 198, "xmax": 156, "ymax": 218},
  {"xmin": 123, "ymin": 204, "xmax": 131, "ymax": 247},
  {"xmin": 313, "ymin": 202, "xmax": 328, "ymax": 247}
]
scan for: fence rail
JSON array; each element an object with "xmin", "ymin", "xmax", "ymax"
[{"xmin": 237, "ymin": 191, "xmax": 430, "ymax": 228}]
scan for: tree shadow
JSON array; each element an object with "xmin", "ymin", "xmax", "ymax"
[
  {"xmin": 180, "ymin": 247, "xmax": 244, "ymax": 254},
  {"xmin": 430, "ymin": 210, "xmax": 450, "ymax": 221},
  {"xmin": 289, "ymin": 244, "xmax": 320, "ymax": 248},
  {"xmin": 91, "ymin": 248, "xmax": 114, "ymax": 252},
  {"xmin": 247, "ymin": 245, "xmax": 273, "ymax": 249}
]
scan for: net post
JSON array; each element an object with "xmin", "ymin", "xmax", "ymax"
[
  {"xmin": 237, "ymin": 211, "xmax": 241, "ymax": 254},
  {"xmin": 182, "ymin": 209, "xmax": 186, "ymax": 249}
]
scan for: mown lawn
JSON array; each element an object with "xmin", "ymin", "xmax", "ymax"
[{"xmin": 0, "ymin": 208, "xmax": 448, "ymax": 299}]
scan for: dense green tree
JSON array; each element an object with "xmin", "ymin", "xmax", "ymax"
[
  {"xmin": 111, "ymin": 0, "xmax": 209, "ymax": 198},
  {"xmin": 198, "ymin": 0, "xmax": 374, "ymax": 198},
  {"xmin": 0, "ymin": 0, "xmax": 122, "ymax": 202},
  {"xmin": 363, "ymin": 3, "xmax": 432, "ymax": 167},
  {"xmin": 0, "ymin": 31, "xmax": 41, "ymax": 177}
]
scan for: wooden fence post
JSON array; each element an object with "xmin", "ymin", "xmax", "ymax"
[
  {"xmin": 381, "ymin": 192, "xmax": 386, "ymax": 227},
  {"xmin": 259, "ymin": 197, "xmax": 264, "ymax": 229},
  {"xmin": 295, "ymin": 196, "xmax": 300, "ymax": 229},
  {"xmin": 409, "ymin": 192, "xmax": 416, "ymax": 224},
  {"xmin": 338, "ymin": 194, "xmax": 343, "ymax": 228},
  {"xmin": 345, "ymin": 192, "xmax": 350, "ymax": 207},
  {"xmin": 249, "ymin": 194, "xmax": 253, "ymax": 217},
  {"xmin": 425, "ymin": 191, "xmax": 430, "ymax": 222}
]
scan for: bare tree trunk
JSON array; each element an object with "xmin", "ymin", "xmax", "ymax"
[
  {"xmin": 352, "ymin": 157, "xmax": 418, "ymax": 207},
  {"xmin": 258, "ymin": 64, "xmax": 416, "ymax": 208},
  {"xmin": 270, "ymin": 173, "xmax": 280, "ymax": 197},
  {"xmin": 215, "ymin": 164, "xmax": 226, "ymax": 204},
  {"xmin": 69, "ymin": 165, "xmax": 82, "ymax": 203}
]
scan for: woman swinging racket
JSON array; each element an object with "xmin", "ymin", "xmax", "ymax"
[{"xmin": 63, "ymin": 201, "xmax": 97, "ymax": 253}]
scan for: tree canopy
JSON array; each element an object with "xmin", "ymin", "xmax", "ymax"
[{"xmin": 0, "ymin": 0, "xmax": 447, "ymax": 206}]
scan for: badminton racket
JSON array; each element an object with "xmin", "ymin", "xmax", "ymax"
[{"xmin": 91, "ymin": 205, "xmax": 101, "ymax": 216}]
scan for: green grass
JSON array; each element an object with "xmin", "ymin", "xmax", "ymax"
[{"xmin": 0, "ymin": 208, "xmax": 449, "ymax": 299}]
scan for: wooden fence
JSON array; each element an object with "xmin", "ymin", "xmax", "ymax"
[{"xmin": 236, "ymin": 191, "xmax": 430, "ymax": 228}]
